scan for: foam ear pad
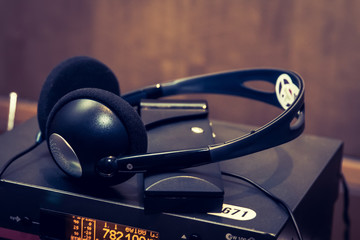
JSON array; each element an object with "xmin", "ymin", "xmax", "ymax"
[
  {"xmin": 46, "ymin": 88, "xmax": 148, "ymax": 155},
  {"xmin": 38, "ymin": 56, "xmax": 120, "ymax": 135},
  {"xmin": 46, "ymin": 88, "xmax": 147, "ymax": 184}
]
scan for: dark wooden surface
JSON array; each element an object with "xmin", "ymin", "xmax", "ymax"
[{"xmin": 0, "ymin": 0, "xmax": 359, "ymax": 159}]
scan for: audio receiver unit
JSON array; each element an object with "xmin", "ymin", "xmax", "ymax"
[{"xmin": 0, "ymin": 100, "xmax": 342, "ymax": 239}]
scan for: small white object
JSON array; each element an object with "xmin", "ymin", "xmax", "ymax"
[
  {"xmin": 275, "ymin": 74, "xmax": 299, "ymax": 110},
  {"xmin": 127, "ymin": 163, "xmax": 134, "ymax": 170},
  {"xmin": 7, "ymin": 92, "xmax": 18, "ymax": 131},
  {"xmin": 208, "ymin": 203, "xmax": 257, "ymax": 221},
  {"xmin": 191, "ymin": 127, "xmax": 204, "ymax": 134}
]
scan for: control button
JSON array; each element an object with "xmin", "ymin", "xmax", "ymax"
[
  {"xmin": 21, "ymin": 216, "xmax": 32, "ymax": 226},
  {"xmin": 9, "ymin": 215, "xmax": 21, "ymax": 223},
  {"xmin": 180, "ymin": 234, "xmax": 201, "ymax": 240},
  {"xmin": 9, "ymin": 215, "xmax": 33, "ymax": 226},
  {"xmin": 190, "ymin": 234, "xmax": 201, "ymax": 240}
]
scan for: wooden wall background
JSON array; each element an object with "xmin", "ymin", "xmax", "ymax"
[
  {"xmin": 0, "ymin": 0, "xmax": 359, "ymax": 160},
  {"xmin": 0, "ymin": 1, "xmax": 360, "ymax": 239}
]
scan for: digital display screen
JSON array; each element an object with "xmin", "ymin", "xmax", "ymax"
[{"xmin": 40, "ymin": 209, "xmax": 160, "ymax": 240}]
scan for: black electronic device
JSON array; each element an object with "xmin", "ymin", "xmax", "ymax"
[
  {"xmin": 34, "ymin": 56, "xmax": 305, "ymax": 186},
  {"xmin": 139, "ymin": 100, "xmax": 224, "ymax": 212},
  {"xmin": 1, "ymin": 56, "xmax": 344, "ymax": 240},
  {"xmin": 0, "ymin": 116, "xmax": 342, "ymax": 239}
]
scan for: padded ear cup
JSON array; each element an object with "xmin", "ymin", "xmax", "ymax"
[
  {"xmin": 46, "ymin": 88, "xmax": 148, "ymax": 184},
  {"xmin": 37, "ymin": 56, "xmax": 120, "ymax": 136}
]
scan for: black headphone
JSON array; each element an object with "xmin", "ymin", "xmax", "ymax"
[{"xmin": 37, "ymin": 56, "xmax": 305, "ymax": 185}]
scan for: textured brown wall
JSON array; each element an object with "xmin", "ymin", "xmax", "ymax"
[{"xmin": 0, "ymin": 0, "xmax": 359, "ymax": 157}]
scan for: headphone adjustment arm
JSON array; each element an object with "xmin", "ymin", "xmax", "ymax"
[
  {"xmin": 122, "ymin": 84, "xmax": 164, "ymax": 106},
  {"xmin": 113, "ymin": 148, "xmax": 212, "ymax": 173}
]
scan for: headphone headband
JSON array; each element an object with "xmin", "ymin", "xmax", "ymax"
[
  {"xmin": 97, "ymin": 69, "xmax": 305, "ymax": 176},
  {"xmin": 123, "ymin": 69, "xmax": 303, "ymax": 107}
]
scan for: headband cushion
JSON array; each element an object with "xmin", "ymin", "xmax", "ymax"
[
  {"xmin": 46, "ymin": 88, "xmax": 148, "ymax": 155},
  {"xmin": 37, "ymin": 56, "xmax": 120, "ymax": 135}
]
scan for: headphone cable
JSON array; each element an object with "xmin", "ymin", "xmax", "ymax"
[
  {"xmin": 0, "ymin": 132, "xmax": 42, "ymax": 179},
  {"xmin": 221, "ymin": 171, "xmax": 303, "ymax": 240}
]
